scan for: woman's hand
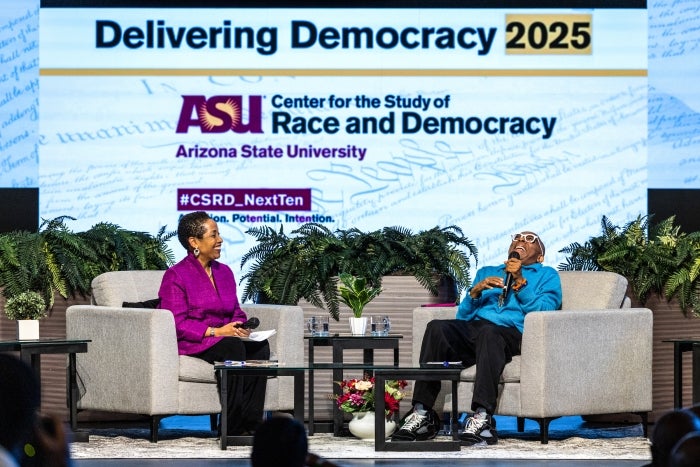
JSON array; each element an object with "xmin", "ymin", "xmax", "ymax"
[
  {"xmin": 219, "ymin": 321, "xmax": 251, "ymax": 338},
  {"xmin": 207, "ymin": 322, "xmax": 253, "ymax": 338}
]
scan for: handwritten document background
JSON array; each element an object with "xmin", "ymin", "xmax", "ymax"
[
  {"xmin": 0, "ymin": 2, "xmax": 39, "ymax": 188},
  {"xmin": 1, "ymin": 2, "xmax": 696, "ymax": 286}
]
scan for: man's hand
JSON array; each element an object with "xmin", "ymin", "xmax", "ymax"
[
  {"xmin": 470, "ymin": 255, "xmax": 524, "ymax": 299},
  {"xmin": 504, "ymin": 256, "xmax": 524, "ymax": 282},
  {"xmin": 469, "ymin": 276, "xmax": 504, "ymax": 299}
]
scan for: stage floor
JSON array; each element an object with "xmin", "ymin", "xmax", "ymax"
[
  {"xmin": 74, "ymin": 459, "xmax": 645, "ymax": 466},
  {"xmin": 70, "ymin": 414, "xmax": 650, "ymax": 466}
]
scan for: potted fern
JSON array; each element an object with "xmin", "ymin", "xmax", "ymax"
[
  {"xmin": 559, "ymin": 214, "xmax": 700, "ymax": 422},
  {"xmin": 0, "ymin": 216, "xmax": 176, "ymax": 306},
  {"xmin": 558, "ymin": 214, "xmax": 700, "ymax": 315},
  {"xmin": 338, "ymin": 272, "xmax": 383, "ymax": 335},
  {"xmin": 240, "ymin": 223, "xmax": 477, "ymax": 320},
  {"xmin": 4, "ymin": 291, "xmax": 47, "ymax": 340},
  {"xmin": 0, "ymin": 216, "xmax": 176, "ymax": 343}
]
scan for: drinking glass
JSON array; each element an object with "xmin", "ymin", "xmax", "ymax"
[
  {"xmin": 307, "ymin": 315, "xmax": 330, "ymax": 337},
  {"xmin": 370, "ymin": 315, "xmax": 391, "ymax": 336}
]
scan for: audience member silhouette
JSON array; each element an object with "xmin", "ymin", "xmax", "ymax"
[
  {"xmin": 252, "ymin": 417, "xmax": 307, "ymax": 467},
  {"xmin": 0, "ymin": 354, "xmax": 71, "ymax": 467},
  {"xmin": 683, "ymin": 403, "xmax": 700, "ymax": 420},
  {"xmin": 649, "ymin": 408, "xmax": 700, "ymax": 467},
  {"xmin": 669, "ymin": 431, "xmax": 700, "ymax": 467},
  {"xmin": 251, "ymin": 417, "xmax": 339, "ymax": 467}
]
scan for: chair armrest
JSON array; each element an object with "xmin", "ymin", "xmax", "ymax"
[
  {"xmin": 240, "ymin": 304, "xmax": 305, "ymax": 365},
  {"xmin": 411, "ymin": 307, "xmax": 457, "ymax": 366},
  {"xmin": 519, "ymin": 308, "xmax": 653, "ymax": 417},
  {"xmin": 241, "ymin": 304, "xmax": 304, "ymax": 411},
  {"xmin": 66, "ymin": 305, "xmax": 180, "ymax": 415}
]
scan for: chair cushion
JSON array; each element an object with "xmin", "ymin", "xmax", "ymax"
[
  {"xmin": 460, "ymin": 356, "xmax": 521, "ymax": 383},
  {"xmin": 91, "ymin": 270, "xmax": 166, "ymax": 307},
  {"xmin": 179, "ymin": 355, "xmax": 217, "ymax": 383},
  {"xmin": 558, "ymin": 271, "xmax": 628, "ymax": 310}
]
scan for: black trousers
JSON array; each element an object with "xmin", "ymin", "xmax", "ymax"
[
  {"xmin": 193, "ymin": 337, "xmax": 270, "ymax": 434},
  {"xmin": 412, "ymin": 319, "xmax": 522, "ymax": 415}
]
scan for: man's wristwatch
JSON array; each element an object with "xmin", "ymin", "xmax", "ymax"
[{"xmin": 209, "ymin": 327, "xmax": 215, "ymax": 337}]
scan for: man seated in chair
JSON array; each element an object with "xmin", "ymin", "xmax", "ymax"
[{"xmin": 392, "ymin": 231, "xmax": 562, "ymax": 445}]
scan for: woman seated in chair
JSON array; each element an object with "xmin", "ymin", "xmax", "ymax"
[{"xmin": 158, "ymin": 211, "xmax": 269, "ymax": 436}]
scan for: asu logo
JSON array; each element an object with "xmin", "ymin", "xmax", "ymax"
[{"xmin": 175, "ymin": 95, "xmax": 263, "ymax": 134}]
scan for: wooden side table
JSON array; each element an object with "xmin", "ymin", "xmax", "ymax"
[
  {"xmin": 215, "ymin": 363, "xmax": 305, "ymax": 450},
  {"xmin": 306, "ymin": 334, "xmax": 402, "ymax": 436},
  {"xmin": 662, "ymin": 338, "xmax": 700, "ymax": 408},
  {"xmin": 0, "ymin": 338, "xmax": 90, "ymax": 442},
  {"xmin": 374, "ymin": 365, "xmax": 462, "ymax": 451}
]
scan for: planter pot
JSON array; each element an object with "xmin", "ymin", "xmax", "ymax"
[
  {"xmin": 17, "ymin": 319, "xmax": 40, "ymax": 340},
  {"xmin": 349, "ymin": 317, "xmax": 368, "ymax": 336},
  {"xmin": 348, "ymin": 411, "xmax": 396, "ymax": 440}
]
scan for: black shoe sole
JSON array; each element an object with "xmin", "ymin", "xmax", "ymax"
[
  {"xmin": 391, "ymin": 432, "xmax": 438, "ymax": 442},
  {"xmin": 460, "ymin": 435, "xmax": 498, "ymax": 446}
]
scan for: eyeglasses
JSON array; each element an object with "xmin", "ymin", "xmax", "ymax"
[
  {"xmin": 511, "ymin": 233, "xmax": 539, "ymax": 243},
  {"xmin": 511, "ymin": 233, "xmax": 544, "ymax": 254}
]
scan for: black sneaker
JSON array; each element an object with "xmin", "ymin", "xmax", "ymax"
[
  {"xmin": 390, "ymin": 409, "xmax": 439, "ymax": 441},
  {"xmin": 459, "ymin": 414, "xmax": 498, "ymax": 446}
]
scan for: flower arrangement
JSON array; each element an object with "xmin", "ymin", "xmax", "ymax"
[
  {"xmin": 335, "ymin": 374, "xmax": 408, "ymax": 416},
  {"xmin": 3, "ymin": 291, "xmax": 47, "ymax": 320}
]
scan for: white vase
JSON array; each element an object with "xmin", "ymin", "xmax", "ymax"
[
  {"xmin": 349, "ymin": 316, "xmax": 368, "ymax": 336},
  {"xmin": 17, "ymin": 319, "xmax": 40, "ymax": 340},
  {"xmin": 348, "ymin": 411, "xmax": 396, "ymax": 440}
]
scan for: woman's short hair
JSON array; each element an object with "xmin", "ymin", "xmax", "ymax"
[{"xmin": 177, "ymin": 211, "xmax": 211, "ymax": 250}]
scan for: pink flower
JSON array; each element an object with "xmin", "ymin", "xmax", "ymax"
[{"xmin": 334, "ymin": 374, "xmax": 407, "ymax": 416}]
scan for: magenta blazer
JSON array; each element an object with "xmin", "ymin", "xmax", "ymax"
[{"xmin": 158, "ymin": 252, "xmax": 248, "ymax": 355}]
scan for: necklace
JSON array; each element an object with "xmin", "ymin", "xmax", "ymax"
[{"xmin": 205, "ymin": 265, "xmax": 216, "ymax": 288}]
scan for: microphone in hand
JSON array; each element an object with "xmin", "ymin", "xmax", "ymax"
[
  {"xmin": 240, "ymin": 317, "xmax": 260, "ymax": 330},
  {"xmin": 241, "ymin": 318, "xmax": 260, "ymax": 329},
  {"xmin": 499, "ymin": 251, "xmax": 521, "ymax": 306},
  {"xmin": 503, "ymin": 251, "xmax": 521, "ymax": 293}
]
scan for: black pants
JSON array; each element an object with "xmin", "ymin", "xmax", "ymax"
[
  {"xmin": 412, "ymin": 319, "xmax": 522, "ymax": 415},
  {"xmin": 193, "ymin": 337, "xmax": 270, "ymax": 434}
]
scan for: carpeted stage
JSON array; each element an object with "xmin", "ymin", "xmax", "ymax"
[{"xmin": 69, "ymin": 415, "xmax": 651, "ymax": 462}]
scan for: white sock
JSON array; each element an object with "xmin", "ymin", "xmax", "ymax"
[{"xmin": 414, "ymin": 403, "xmax": 428, "ymax": 416}]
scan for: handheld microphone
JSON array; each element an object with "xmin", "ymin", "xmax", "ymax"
[
  {"xmin": 240, "ymin": 317, "xmax": 260, "ymax": 330},
  {"xmin": 500, "ymin": 251, "xmax": 521, "ymax": 305}
]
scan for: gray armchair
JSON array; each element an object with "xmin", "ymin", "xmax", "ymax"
[
  {"xmin": 412, "ymin": 271, "xmax": 653, "ymax": 443},
  {"xmin": 66, "ymin": 270, "xmax": 304, "ymax": 442}
]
